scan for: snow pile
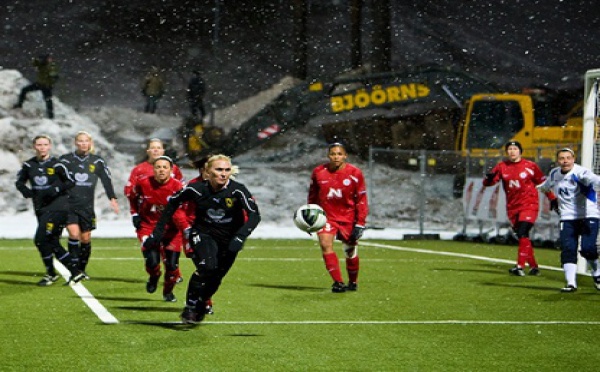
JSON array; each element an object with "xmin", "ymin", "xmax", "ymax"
[
  {"xmin": 0, "ymin": 67, "xmax": 463, "ymax": 240},
  {"xmin": 0, "ymin": 68, "xmax": 132, "ymax": 220}
]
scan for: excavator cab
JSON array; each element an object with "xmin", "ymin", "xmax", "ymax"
[{"xmin": 464, "ymin": 98, "xmax": 525, "ymax": 152}]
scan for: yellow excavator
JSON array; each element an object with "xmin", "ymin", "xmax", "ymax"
[
  {"xmin": 196, "ymin": 67, "xmax": 586, "ymax": 178},
  {"xmin": 456, "ymin": 87, "xmax": 583, "ymax": 164}
]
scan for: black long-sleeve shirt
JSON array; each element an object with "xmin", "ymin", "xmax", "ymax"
[
  {"xmin": 59, "ymin": 152, "xmax": 117, "ymax": 210},
  {"xmin": 15, "ymin": 156, "xmax": 73, "ymax": 214},
  {"xmin": 155, "ymin": 179, "xmax": 261, "ymax": 245}
]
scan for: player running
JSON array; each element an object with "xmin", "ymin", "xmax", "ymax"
[
  {"xmin": 124, "ymin": 138, "xmax": 184, "ymax": 203},
  {"xmin": 144, "ymin": 154, "xmax": 260, "ymax": 324},
  {"xmin": 15, "ymin": 135, "xmax": 85, "ymax": 285},
  {"xmin": 483, "ymin": 141, "xmax": 556, "ymax": 276},
  {"xmin": 538, "ymin": 148, "xmax": 600, "ymax": 292},
  {"xmin": 125, "ymin": 138, "xmax": 185, "ymax": 284},
  {"xmin": 60, "ymin": 131, "xmax": 119, "ymax": 280},
  {"xmin": 308, "ymin": 142, "xmax": 368, "ymax": 293},
  {"xmin": 182, "ymin": 155, "xmax": 215, "ymax": 314},
  {"xmin": 129, "ymin": 156, "xmax": 187, "ymax": 302}
]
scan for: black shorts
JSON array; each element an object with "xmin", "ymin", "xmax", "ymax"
[
  {"xmin": 37, "ymin": 210, "xmax": 69, "ymax": 237},
  {"xmin": 67, "ymin": 209, "xmax": 97, "ymax": 232}
]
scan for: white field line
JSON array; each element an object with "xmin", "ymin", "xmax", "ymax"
[
  {"xmin": 161, "ymin": 320, "xmax": 600, "ymax": 325},
  {"xmin": 54, "ymin": 260, "xmax": 119, "ymax": 324},
  {"xmin": 47, "ymin": 241, "xmax": 587, "ymax": 326},
  {"xmin": 360, "ymin": 241, "xmax": 581, "ymax": 275}
]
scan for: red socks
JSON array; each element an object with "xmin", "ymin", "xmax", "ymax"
[
  {"xmin": 323, "ymin": 252, "xmax": 344, "ymax": 283},
  {"xmin": 323, "ymin": 252, "xmax": 360, "ymax": 283},
  {"xmin": 518, "ymin": 237, "xmax": 537, "ymax": 268},
  {"xmin": 346, "ymin": 256, "xmax": 359, "ymax": 283}
]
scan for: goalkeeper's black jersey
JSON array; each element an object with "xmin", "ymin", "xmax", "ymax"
[
  {"xmin": 59, "ymin": 152, "xmax": 117, "ymax": 210},
  {"xmin": 15, "ymin": 156, "xmax": 72, "ymax": 213},
  {"xmin": 167, "ymin": 179, "xmax": 261, "ymax": 244}
]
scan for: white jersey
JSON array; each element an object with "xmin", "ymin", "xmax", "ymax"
[{"xmin": 539, "ymin": 164, "xmax": 600, "ymax": 220}]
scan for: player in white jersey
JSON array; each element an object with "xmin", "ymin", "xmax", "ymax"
[{"xmin": 538, "ymin": 148, "xmax": 600, "ymax": 292}]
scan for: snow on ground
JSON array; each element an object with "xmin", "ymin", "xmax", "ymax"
[{"xmin": 0, "ymin": 68, "xmax": 464, "ymax": 240}]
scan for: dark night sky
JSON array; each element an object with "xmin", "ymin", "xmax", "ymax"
[{"xmin": 3, "ymin": 0, "xmax": 599, "ymax": 114}]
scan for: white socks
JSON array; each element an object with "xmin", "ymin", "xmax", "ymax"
[{"xmin": 563, "ymin": 263, "xmax": 578, "ymax": 287}]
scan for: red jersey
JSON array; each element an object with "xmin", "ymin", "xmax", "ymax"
[
  {"xmin": 308, "ymin": 163, "xmax": 368, "ymax": 226},
  {"xmin": 124, "ymin": 161, "xmax": 184, "ymax": 215},
  {"xmin": 183, "ymin": 175, "xmax": 203, "ymax": 225},
  {"xmin": 483, "ymin": 158, "xmax": 546, "ymax": 214},
  {"xmin": 129, "ymin": 176, "xmax": 188, "ymax": 236}
]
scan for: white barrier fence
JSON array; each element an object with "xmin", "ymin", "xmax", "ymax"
[{"xmin": 462, "ymin": 177, "xmax": 559, "ymax": 243}]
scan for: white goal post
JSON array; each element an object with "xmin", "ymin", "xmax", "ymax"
[
  {"xmin": 579, "ymin": 69, "xmax": 600, "ymax": 274},
  {"xmin": 583, "ymin": 68, "xmax": 600, "ymax": 171}
]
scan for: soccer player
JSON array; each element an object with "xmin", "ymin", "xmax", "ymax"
[
  {"xmin": 60, "ymin": 131, "xmax": 119, "ymax": 279},
  {"xmin": 123, "ymin": 138, "xmax": 184, "ymax": 204},
  {"xmin": 183, "ymin": 155, "xmax": 215, "ymax": 314},
  {"xmin": 15, "ymin": 135, "xmax": 85, "ymax": 285},
  {"xmin": 538, "ymin": 148, "xmax": 600, "ymax": 292},
  {"xmin": 129, "ymin": 156, "xmax": 187, "ymax": 302},
  {"xmin": 144, "ymin": 154, "xmax": 260, "ymax": 324},
  {"xmin": 124, "ymin": 138, "xmax": 185, "ymax": 283},
  {"xmin": 483, "ymin": 141, "xmax": 556, "ymax": 276},
  {"xmin": 308, "ymin": 142, "xmax": 368, "ymax": 293}
]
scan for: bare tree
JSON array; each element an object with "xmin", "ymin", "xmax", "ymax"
[
  {"xmin": 371, "ymin": 0, "xmax": 392, "ymax": 72},
  {"xmin": 292, "ymin": 0, "xmax": 308, "ymax": 80},
  {"xmin": 350, "ymin": 0, "xmax": 363, "ymax": 70}
]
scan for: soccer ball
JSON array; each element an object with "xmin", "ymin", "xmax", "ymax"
[{"xmin": 293, "ymin": 204, "xmax": 327, "ymax": 233}]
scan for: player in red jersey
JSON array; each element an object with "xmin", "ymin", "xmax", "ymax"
[
  {"xmin": 483, "ymin": 141, "xmax": 556, "ymax": 276},
  {"xmin": 125, "ymin": 138, "xmax": 184, "ymax": 283},
  {"xmin": 129, "ymin": 156, "xmax": 188, "ymax": 302},
  {"xmin": 308, "ymin": 143, "xmax": 369, "ymax": 293},
  {"xmin": 124, "ymin": 138, "xmax": 184, "ymax": 207}
]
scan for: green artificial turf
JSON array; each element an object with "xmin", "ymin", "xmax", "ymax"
[{"xmin": 1, "ymin": 238, "xmax": 599, "ymax": 371}]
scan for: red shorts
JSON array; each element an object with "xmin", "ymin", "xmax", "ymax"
[
  {"xmin": 317, "ymin": 220, "xmax": 355, "ymax": 245},
  {"xmin": 507, "ymin": 209, "xmax": 538, "ymax": 227},
  {"xmin": 137, "ymin": 228, "xmax": 182, "ymax": 253}
]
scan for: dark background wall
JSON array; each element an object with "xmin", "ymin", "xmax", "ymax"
[{"xmin": 3, "ymin": 0, "xmax": 599, "ymax": 115}]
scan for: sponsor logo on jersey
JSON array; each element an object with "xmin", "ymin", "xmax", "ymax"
[
  {"xmin": 327, "ymin": 188, "xmax": 343, "ymax": 199},
  {"xmin": 75, "ymin": 173, "xmax": 89, "ymax": 182},
  {"xmin": 207, "ymin": 208, "xmax": 226, "ymax": 220},
  {"xmin": 34, "ymin": 176, "xmax": 48, "ymax": 185}
]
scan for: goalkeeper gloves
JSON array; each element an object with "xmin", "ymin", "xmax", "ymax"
[
  {"xmin": 484, "ymin": 173, "xmax": 496, "ymax": 183},
  {"xmin": 143, "ymin": 234, "xmax": 160, "ymax": 250},
  {"xmin": 350, "ymin": 225, "xmax": 365, "ymax": 241},
  {"xmin": 228, "ymin": 235, "xmax": 245, "ymax": 252},
  {"xmin": 132, "ymin": 215, "xmax": 141, "ymax": 230}
]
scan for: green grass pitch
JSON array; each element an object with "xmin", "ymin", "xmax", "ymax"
[{"xmin": 1, "ymin": 238, "xmax": 600, "ymax": 371}]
